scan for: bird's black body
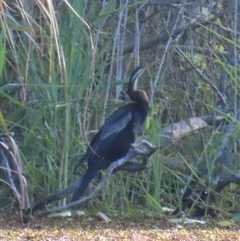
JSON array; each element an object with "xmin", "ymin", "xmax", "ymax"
[{"xmin": 71, "ymin": 67, "xmax": 149, "ymax": 202}]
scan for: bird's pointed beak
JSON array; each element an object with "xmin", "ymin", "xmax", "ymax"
[
  {"xmin": 133, "ymin": 61, "xmax": 157, "ymax": 80},
  {"xmin": 143, "ymin": 59, "xmax": 159, "ymax": 71}
]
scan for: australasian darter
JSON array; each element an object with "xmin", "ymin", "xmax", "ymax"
[{"xmin": 71, "ymin": 65, "xmax": 151, "ymax": 202}]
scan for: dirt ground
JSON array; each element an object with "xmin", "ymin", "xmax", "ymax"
[{"xmin": 0, "ymin": 210, "xmax": 240, "ymax": 241}]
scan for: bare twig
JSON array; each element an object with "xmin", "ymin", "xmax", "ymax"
[{"xmin": 149, "ymin": 5, "xmax": 185, "ymax": 105}]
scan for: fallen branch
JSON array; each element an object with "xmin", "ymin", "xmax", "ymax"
[
  {"xmin": 172, "ymin": 49, "xmax": 240, "ymax": 217},
  {"xmin": 34, "ymin": 140, "xmax": 158, "ymax": 218},
  {"xmin": 159, "ymin": 113, "xmax": 230, "ymax": 147}
]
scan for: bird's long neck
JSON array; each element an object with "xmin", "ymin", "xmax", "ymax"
[{"xmin": 128, "ymin": 70, "xmax": 148, "ymax": 104}]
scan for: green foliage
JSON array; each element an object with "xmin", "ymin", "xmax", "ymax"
[
  {"xmin": 0, "ymin": 0, "xmax": 239, "ymax": 218},
  {"xmin": 0, "ymin": 31, "xmax": 6, "ymax": 85}
]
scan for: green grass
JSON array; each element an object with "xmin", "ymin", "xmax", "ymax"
[{"xmin": 0, "ymin": 0, "xmax": 240, "ymax": 218}]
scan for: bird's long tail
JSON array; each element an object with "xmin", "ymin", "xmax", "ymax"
[{"xmin": 71, "ymin": 167, "xmax": 99, "ymax": 202}]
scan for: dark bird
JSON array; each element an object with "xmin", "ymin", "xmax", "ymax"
[{"xmin": 71, "ymin": 66, "xmax": 150, "ymax": 202}]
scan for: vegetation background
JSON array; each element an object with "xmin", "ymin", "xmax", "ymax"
[{"xmin": 0, "ymin": 0, "xmax": 239, "ymax": 218}]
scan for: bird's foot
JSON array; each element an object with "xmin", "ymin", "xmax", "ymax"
[{"xmin": 131, "ymin": 139, "xmax": 158, "ymax": 156}]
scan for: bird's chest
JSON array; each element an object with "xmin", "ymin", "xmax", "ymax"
[{"xmin": 132, "ymin": 108, "xmax": 147, "ymax": 133}]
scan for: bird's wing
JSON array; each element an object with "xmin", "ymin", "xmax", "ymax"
[
  {"xmin": 100, "ymin": 108, "xmax": 133, "ymax": 140},
  {"xmin": 84, "ymin": 107, "xmax": 133, "ymax": 160}
]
